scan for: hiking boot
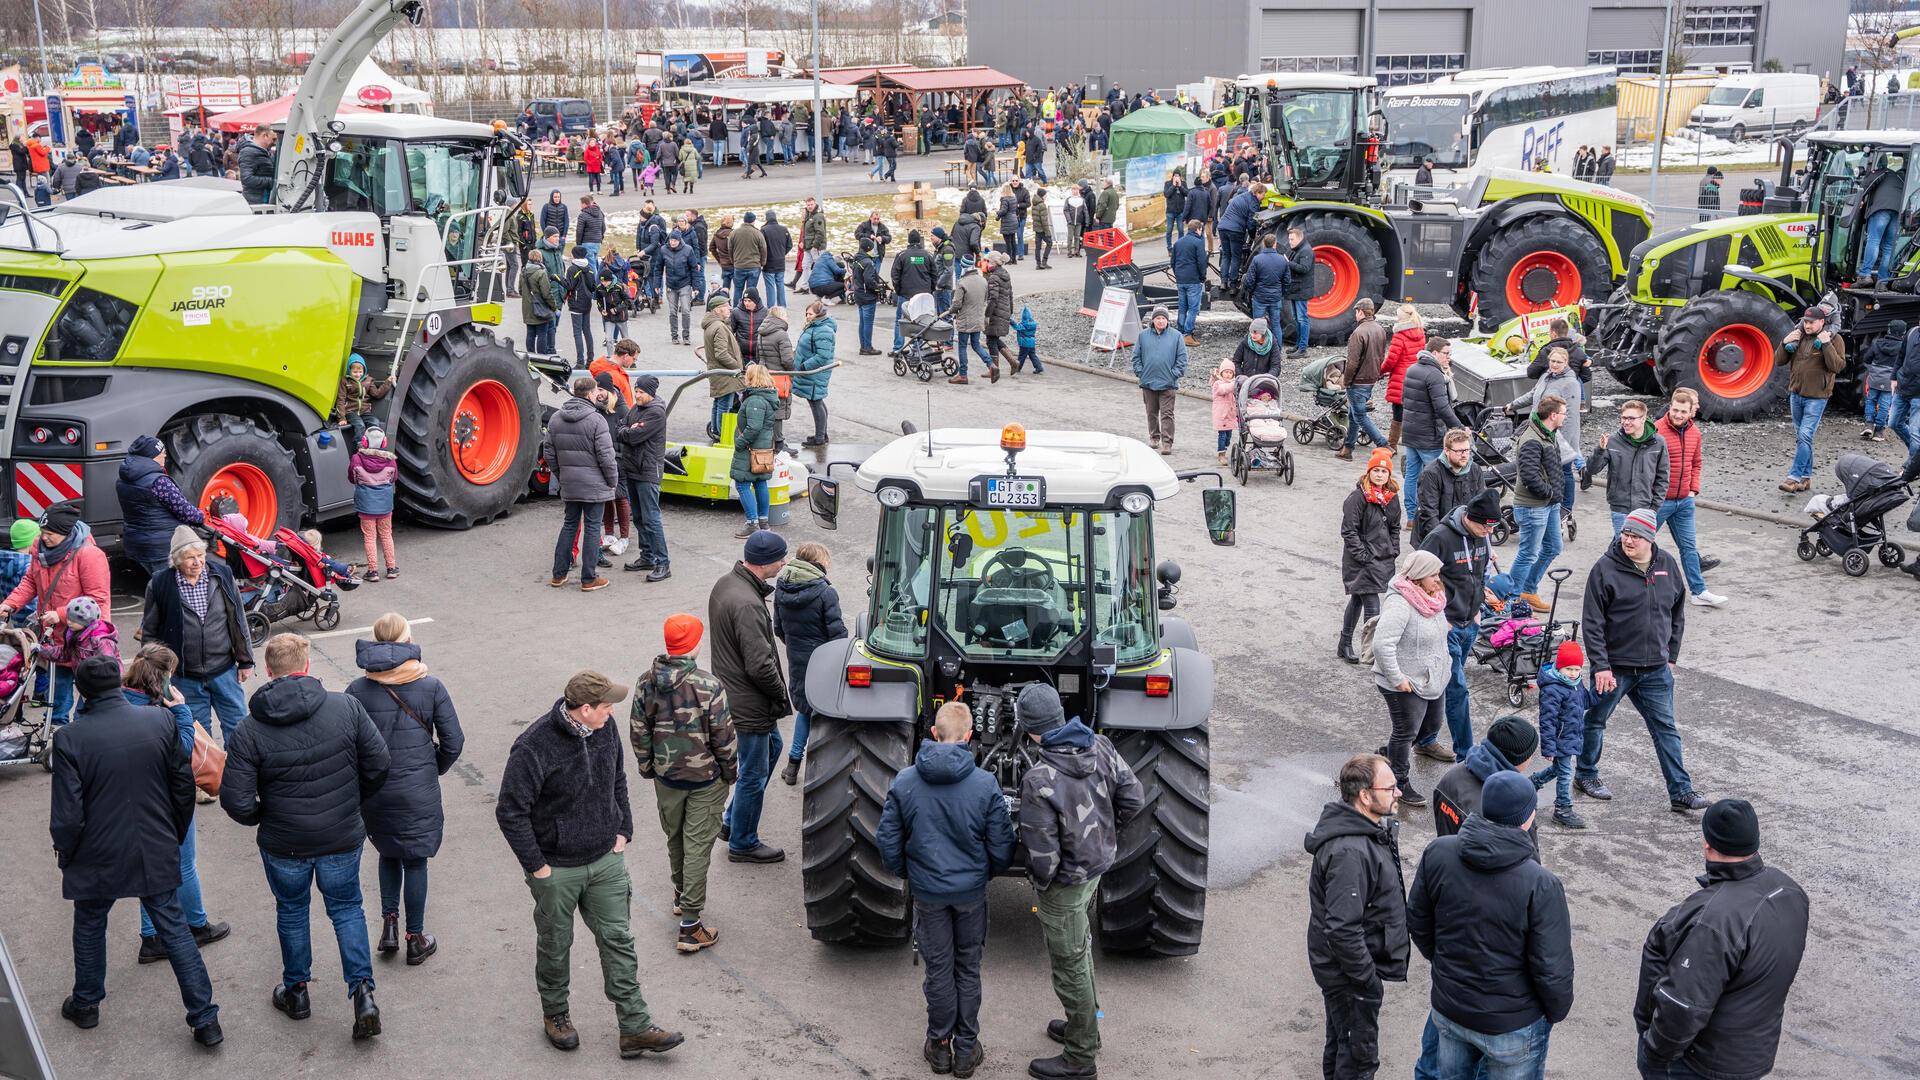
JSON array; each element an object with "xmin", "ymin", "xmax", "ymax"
[
  {"xmin": 1183, "ymin": 334, "xmax": 1200, "ymax": 346},
  {"xmin": 1698, "ymin": 556, "xmax": 1722, "ymax": 573},
  {"xmin": 1687, "ymin": 589, "xmax": 1728, "ymax": 608},
  {"xmin": 619, "ymin": 1026, "xmax": 685, "ymax": 1058},
  {"xmin": 925, "ymin": 1037, "xmax": 955, "ymax": 1074},
  {"xmin": 1552, "ymin": 806, "xmax": 1589, "ymax": 829},
  {"xmin": 675, "ymin": 922, "xmax": 719, "ymax": 953},
  {"xmin": 782, "ymin": 757, "xmax": 801, "ymax": 785},
  {"xmin": 1519, "ymin": 593, "xmax": 1547, "ymax": 610},
  {"xmin": 1028, "ymin": 1052, "xmax": 1098, "ymax": 1078},
  {"xmin": 1046, "ymin": 1019, "xmax": 1067, "ymax": 1044},
  {"xmin": 581, "ymin": 577, "xmax": 609, "ymax": 593},
  {"xmin": 544, "ymin": 1012, "xmax": 580, "ymax": 1051},
  {"xmin": 623, "ymin": 558, "xmax": 655, "ymax": 572},
  {"xmin": 192, "ymin": 920, "xmax": 231, "ymax": 948},
  {"xmin": 952, "ymin": 1041, "xmax": 984, "ymax": 1078},
  {"xmin": 61, "ymin": 996, "xmax": 99, "ymax": 1029},
  {"xmin": 1333, "ymin": 446, "xmax": 1353, "ymax": 460},
  {"xmin": 1670, "ymin": 792, "xmax": 1709, "ymax": 813},
  {"xmin": 1575, "ymin": 776, "xmax": 1614, "ymax": 800},
  {"xmin": 406, "ymin": 932, "xmax": 437, "ymax": 966},
  {"xmin": 139, "ymin": 934, "xmax": 168, "ymax": 964},
  {"xmin": 379, "ymin": 912, "xmax": 400, "ymax": 955},
  {"xmin": 647, "ymin": 566, "xmax": 673, "ymax": 582},
  {"xmin": 273, "ymin": 982, "xmax": 312, "ymax": 1020},
  {"xmin": 986, "ymin": 363, "xmax": 999, "ymax": 383},
  {"xmin": 728, "ymin": 843, "xmax": 785, "ymax": 864},
  {"xmin": 948, "ymin": 376, "xmax": 969, "ymax": 385},
  {"xmin": 350, "ymin": 981, "xmax": 380, "ymax": 1040},
  {"xmin": 193, "ymin": 1019, "xmax": 224, "ymax": 1047},
  {"xmin": 1398, "ymin": 784, "xmax": 1428, "ymax": 808},
  {"xmin": 1415, "ymin": 741, "xmax": 1456, "ymax": 763},
  {"xmin": 733, "ymin": 521, "xmax": 759, "ymax": 539}
]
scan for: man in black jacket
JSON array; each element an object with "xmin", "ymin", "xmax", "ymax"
[
  {"xmin": 760, "ymin": 208, "xmax": 793, "ymax": 308},
  {"xmin": 1284, "ymin": 226, "xmax": 1317, "ymax": 356},
  {"xmin": 1401, "ymin": 342, "xmax": 1465, "ymax": 526},
  {"xmin": 710, "ymin": 531, "xmax": 791, "ymax": 864},
  {"xmin": 1635, "ymin": 800, "xmax": 1808, "ymax": 1079},
  {"xmin": 52, "ymin": 658, "xmax": 223, "ymax": 1046},
  {"xmin": 237, "ymin": 124, "xmax": 276, "ymax": 204},
  {"xmin": 222, "ymin": 633, "xmax": 390, "ymax": 1040},
  {"xmin": 497, "ymin": 670, "xmax": 684, "ymax": 1059},
  {"xmin": 1417, "ymin": 490, "xmax": 1503, "ymax": 761},
  {"xmin": 543, "ymin": 377, "xmax": 619, "ymax": 591},
  {"xmin": 1431, "ymin": 715, "xmax": 1538, "ymax": 846},
  {"xmin": 1576, "ymin": 511, "xmax": 1707, "ymax": 812},
  {"xmin": 1408, "ymin": 772, "xmax": 1573, "ymax": 1077},
  {"xmin": 1413, "ymin": 427, "xmax": 1485, "ymax": 543},
  {"xmin": 1304, "ymin": 753, "xmax": 1408, "ymax": 1080},
  {"xmin": 890, "ymin": 229, "xmax": 937, "ymax": 352},
  {"xmin": 619, "ymin": 373, "xmax": 672, "ymax": 580}
]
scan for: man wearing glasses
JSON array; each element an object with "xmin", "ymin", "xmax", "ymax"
[{"xmin": 1305, "ymin": 753, "xmax": 1408, "ymax": 1080}]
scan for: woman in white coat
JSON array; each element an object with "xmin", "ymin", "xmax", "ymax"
[{"xmin": 1370, "ymin": 548, "xmax": 1451, "ymax": 808}]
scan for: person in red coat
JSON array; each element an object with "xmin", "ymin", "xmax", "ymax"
[
  {"xmin": 583, "ymin": 138, "xmax": 605, "ymax": 194},
  {"xmin": 0, "ymin": 504, "xmax": 112, "ymax": 725},
  {"xmin": 1381, "ymin": 302, "xmax": 1426, "ymax": 455}
]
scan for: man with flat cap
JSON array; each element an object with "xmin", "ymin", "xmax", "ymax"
[
  {"xmin": 497, "ymin": 669, "xmax": 684, "ymax": 1060},
  {"xmin": 1635, "ymin": 799, "xmax": 1808, "ymax": 1080}
]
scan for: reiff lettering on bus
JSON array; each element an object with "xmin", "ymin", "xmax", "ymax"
[
  {"xmin": 331, "ymin": 229, "xmax": 377, "ymax": 247},
  {"xmin": 1521, "ymin": 121, "xmax": 1566, "ymax": 171}
]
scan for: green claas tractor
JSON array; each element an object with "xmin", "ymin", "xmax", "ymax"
[
  {"xmin": 800, "ymin": 424, "xmax": 1236, "ymax": 956},
  {"xmin": 0, "ymin": 0, "xmax": 538, "ymax": 541},
  {"xmin": 1591, "ymin": 131, "xmax": 1920, "ymax": 420},
  {"xmin": 1230, "ymin": 75, "xmax": 1654, "ymax": 344}
]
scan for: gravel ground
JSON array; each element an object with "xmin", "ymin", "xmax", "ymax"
[{"xmin": 1023, "ymin": 285, "xmax": 1918, "ymax": 521}]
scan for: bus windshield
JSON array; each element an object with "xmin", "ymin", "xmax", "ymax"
[{"xmin": 1382, "ymin": 94, "xmax": 1471, "ymax": 169}]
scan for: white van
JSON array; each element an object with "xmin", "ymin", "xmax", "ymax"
[{"xmin": 1687, "ymin": 73, "xmax": 1822, "ymax": 142}]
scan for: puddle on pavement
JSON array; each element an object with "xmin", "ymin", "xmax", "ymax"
[{"xmin": 1210, "ymin": 751, "xmax": 1353, "ymax": 890}]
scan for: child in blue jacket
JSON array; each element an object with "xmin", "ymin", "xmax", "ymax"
[
  {"xmin": 1011, "ymin": 305, "xmax": 1043, "ymax": 373},
  {"xmin": 1532, "ymin": 638, "xmax": 1597, "ymax": 830}
]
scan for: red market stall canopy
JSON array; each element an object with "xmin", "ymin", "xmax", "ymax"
[
  {"xmin": 818, "ymin": 65, "xmax": 1027, "ymax": 144},
  {"xmin": 213, "ymin": 93, "xmax": 378, "ymax": 132}
]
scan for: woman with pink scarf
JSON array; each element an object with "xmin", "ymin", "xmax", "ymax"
[{"xmin": 1369, "ymin": 548, "xmax": 1450, "ymax": 808}]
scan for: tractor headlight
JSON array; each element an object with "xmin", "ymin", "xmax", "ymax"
[
  {"xmin": 1120, "ymin": 491, "xmax": 1151, "ymax": 514},
  {"xmin": 878, "ymin": 485, "xmax": 909, "ymax": 508}
]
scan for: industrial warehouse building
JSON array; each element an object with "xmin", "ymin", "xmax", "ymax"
[{"xmin": 966, "ymin": 0, "xmax": 1849, "ymax": 94}]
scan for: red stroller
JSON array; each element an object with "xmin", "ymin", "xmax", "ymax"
[{"xmin": 203, "ymin": 505, "xmax": 355, "ymax": 645}]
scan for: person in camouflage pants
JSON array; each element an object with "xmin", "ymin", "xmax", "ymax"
[
  {"xmin": 632, "ymin": 614, "xmax": 737, "ymax": 954},
  {"xmin": 1014, "ymin": 684, "xmax": 1145, "ymax": 1080}
]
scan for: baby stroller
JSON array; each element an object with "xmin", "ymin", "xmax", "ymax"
[
  {"xmin": 1229, "ymin": 373, "xmax": 1296, "ymax": 485},
  {"xmin": 891, "ymin": 293, "xmax": 956, "ymax": 382},
  {"xmin": 1457, "ymin": 402, "xmax": 1521, "ymax": 546},
  {"xmin": 1291, "ymin": 355, "xmax": 1374, "ymax": 447},
  {"xmin": 0, "ymin": 626, "xmax": 50, "ymax": 772},
  {"xmin": 203, "ymin": 504, "xmax": 353, "ymax": 645},
  {"xmin": 1796, "ymin": 453, "xmax": 1912, "ymax": 576},
  {"xmin": 1473, "ymin": 567, "xmax": 1577, "ymax": 706}
]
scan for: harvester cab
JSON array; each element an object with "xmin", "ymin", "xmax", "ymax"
[{"xmin": 796, "ymin": 425, "xmax": 1233, "ymax": 957}]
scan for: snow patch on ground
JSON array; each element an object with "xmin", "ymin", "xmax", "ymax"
[{"xmin": 1616, "ymin": 129, "xmax": 1785, "ymax": 170}]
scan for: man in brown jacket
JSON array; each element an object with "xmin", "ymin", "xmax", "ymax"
[
  {"xmin": 728, "ymin": 211, "xmax": 767, "ymax": 306},
  {"xmin": 1777, "ymin": 304, "xmax": 1848, "ymax": 491},
  {"xmin": 1336, "ymin": 298, "xmax": 1391, "ymax": 460},
  {"xmin": 709, "ymin": 215, "xmax": 735, "ymax": 303}
]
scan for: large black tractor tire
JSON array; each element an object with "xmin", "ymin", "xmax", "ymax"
[
  {"xmin": 1610, "ymin": 361, "xmax": 1665, "ymax": 395},
  {"xmin": 167, "ymin": 414, "xmax": 304, "ymax": 536},
  {"xmin": 1292, "ymin": 214, "xmax": 1389, "ymax": 346},
  {"xmin": 801, "ymin": 717, "xmax": 913, "ymax": 946},
  {"xmin": 1469, "ymin": 215, "xmax": 1614, "ymax": 326},
  {"xmin": 1654, "ymin": 291, "xmax": 1797, "ymax": 421},
  {"xmin": 394, "ymin": 324, "xmax": 541, "ymax": 528},
  {"xmin": 1098, "ymin": 725, "xmax": 1210, "ymax": 957}
]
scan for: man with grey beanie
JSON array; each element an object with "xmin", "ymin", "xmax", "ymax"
[
  {"xmin": 1133, "ymin": 305, "xmax": 1190, "ymax": 455},
  {"xmin": 1015, "ymin": 684, "xmax": 1144, "ymax": 1079}
]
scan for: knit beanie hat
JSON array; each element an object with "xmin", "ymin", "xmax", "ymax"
[
  {"xmin": 1480, "ymin": 771, "xmax": 1536, "ymax": 827},
  {"xmin": 1399, "ymin": 549, "xmax": 1442, "ymax": 580},
  {"xmin": 1620, "ymin": 507, "xmax": 1658, "ymax": 542},
  {"xmin": 9, "ymin": 519, "xmax": 40, "ymax": 551},
  {"xmin": 1702, "ymin": 798, "xmax": 1760, "ymax": 857},
  {"xmin": 1015, "ymin": 683, "xmax": 1067, "ymax": 736},
  {"xmin": 65, "ymin": 596, "xmax": 101, "ymax": 628},
  {"xmin": 663, "ymin": 613, "xmax": 703, "ymax": 657},
  {"xmin": 1486, "ymin": 714, "xmax": 1540, "ymax": 764},
  {"xmin": 632, "ymin": 373, "xmax": 661, "ymax": 396},
  {"xmin": 1364, "ymin": 447, "xmax": 1394, "ymax": 476},
  {"xmin": 744, "ymin": 529, "xmax": 787, "ymax": 565},
  {"xmin": 1464, "ymin": 488, "xmax": 1503, "ymax": 527},
  {"xmin": 42, "ymin": 504, "xmax": 81, "ymax": 536},
  {"xmin": 73, "ymin": 655, "xmax": 122, "ymax": 701},
  {"xmin": 129, "ymin": 434, "xmax": 165, "ymax": 459},
  {"xmin": 169, "ymin": 524, "xmax": 204, "ymax": 559},
  {"xmin": 1555, "ymin": 640, "xmax": 1584, "ymax": 669}
]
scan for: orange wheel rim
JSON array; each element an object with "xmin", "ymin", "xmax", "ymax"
[
  {"xmin": 1697, "ymin": 323, "xmax": 1775, "ymax": 400},
  {"xmin": 450, "ymin": 379, "xmax": 520, "ymax": 485},
  {"xmin": 1505, "ymin": 250, "xmax": 1582, "ymax": 313},
  {"xmin": 201, "ymin": 463, "xmax": 278, "ymax": 535},
  {"xmin": 1308, "ymin": 245, "xmax": 1360, "ymax": 320}
]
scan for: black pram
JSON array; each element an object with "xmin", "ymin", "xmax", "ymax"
[{"xmin": 1796, "ymin": 452, "xmax": 1912, "ymax": 576}]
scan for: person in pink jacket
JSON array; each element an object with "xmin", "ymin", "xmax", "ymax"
[
  {"xmin": 1211, "ymin": 360, "xmax": 1238, "ymax": 464},
  {"xmin": 0, "ymin": 504, "xmax": 112, "ymax": 724}
]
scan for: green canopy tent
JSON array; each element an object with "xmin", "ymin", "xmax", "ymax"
[{"xmin": 1107, "ymin": 104, "xmax": 1208, "ymax": 167}]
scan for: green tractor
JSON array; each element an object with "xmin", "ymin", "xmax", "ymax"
[
  {"xmin": 1591, "ymin": 132, "xmax": 1920, "ymax": 420},
  {"xmin": 1228, "ymin": 75, "xmax": 1653, "ymax": 344}
]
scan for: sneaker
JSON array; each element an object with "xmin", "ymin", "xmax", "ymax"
[
  {"xmin": 859, "ymin": 347, "xmax": 883, "ymax": 356},
  {"xmin": 1873, "ymin": 431, "xmax": 1889, "ymax": 442},
  {"xmin": 1688, "ymin": 589, "xmax": 1728, "ymax": 608},
  {"xmin": 609, "ymin": 537, "xmax": 629, "ymax": 555},
  {"xmin": 1414, "ymin": 741, "xmax": 1456, "ymax": 763},
  {"xmin": 1671, "ymin": 792, "xmax": 1709, "ymax": 812},
  {"xmin": 646, "ymin": 566, "xmax": 673, "ymax": 583},
  {"xmin": 1575, "ymin": 776, "xmax": 1614, "ymax": 801},
  {"xmin": 599, "ymin": 534, "xmax": 618, "ymax": 548},
  {"xmin": 926, "ymin": 1037, "xmax": 955, "ymax": 1074},
  {"xmin": 363, "ymin": 570, "xmax": 380, "ymax": 584},
  {"xmin": 1552, "ymin": 806, "xmax": 1589, "ymax": 829},
  {"xmin": 1861, "ymin": 428, "xmax": 1878, "ymax": 439},
  {"xmin": 675, "ymin": 922, "xmax": 720, "ymax": 953},
  {"xmin": 947, "ymin": 376, "xmax": 969, "ymax": 385},
  {"xmin": 672, "ymin": 891, "xmax": 683, "ymax": 916},
  {"xmin": 549, "ymin": 576, "xmax": 567, "ymax": 588},
  {"xmin": 580, "ymin": 577, "xmax": 610, "ymax": 593},
  {"xmin": 734, "ymin": 522, "xmax": 759, "ymax": 538},
  {"xmin": 192, "ymin": 1019, "xmax": 224, "ymax": 1047},
  {"xmin": 139, "ymin": 934, "xmax": 168, "ymax": 964},
  {"xmin": 1697, "ymin": 556, "xmax": 1722, "ymax": 573},
  {"xmin": 544, "ymin": 1012, "xmax": 580, "ymax": 1051},
  {"xmin": 619, "ymin": 1026, "xmax": 686, "ymax": 1058}
]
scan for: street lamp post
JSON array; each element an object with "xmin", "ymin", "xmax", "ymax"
[
  {"xmin": 603, "ymin": 0, "xmax": 615, "ymax": 125},
  {"xmin": 811, "ymin": 0, "xmax": 823, "ymax": 207}
]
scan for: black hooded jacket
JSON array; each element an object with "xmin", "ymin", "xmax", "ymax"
[
  {"xmin": 1304, "ymin": 801, "xmax": 1409, "ymax": 993},
  {"xmin": 220, "ymin": 674, "xmax": 390, "ymax": 858},
  {"xmin": 1418, "ymin": 506, "xmax": 1492, "ymax": 625},
  {"xmin": 1408, "ymin": 814, "xmax": 1575, "ymax": 1034},
  {"xmin": 1582, "ymin": 537, "xmax": 1687, "ymax": 671}
]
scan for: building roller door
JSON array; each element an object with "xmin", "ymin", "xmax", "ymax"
[
  {"xmin": 1587, "ymin": 7, "xmax": 1664, "ymax": 49},
  {"xmin": 1259, "ymin": 9, "xmax": 1363, "ymax": 59},
  {"xmin": 1374, "ymin": 9, "xmax": 1470, "ymax": 55}
]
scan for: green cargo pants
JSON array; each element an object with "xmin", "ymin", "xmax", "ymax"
[
  {"xmin": 654, "ymin": 779, "xmax": 729, "ymax": 923},
  {"xmin": 1036, "ymin": 877, "xmax": 1102, "ymax": 1063},
  {"xmin": 525, "ymin": 851, "xmax": 654, "ymax": 1033}
]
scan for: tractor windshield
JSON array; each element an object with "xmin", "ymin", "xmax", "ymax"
[
  {"xmin": 404, "ymin": 140, "xmax": 487, "ymax": 268},
  {"xmin": 1810, "ymin": 144, "xmax": 1917, "ymax": 283},
  {"xmin": 1274, "ymin": 90, "xmax": 1359, "ymax": 191}
]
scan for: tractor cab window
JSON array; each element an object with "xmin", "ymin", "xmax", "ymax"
[
  {"xmin": 1274, "ymin": 90, "xmax": 1358, "ymax": 191},
  {"xmin": 1813, "ymin": 146, "xmax": 1913, "ymax": 281},
  {"xmin": 1089, "ymin": 510, "xmax": 1159, "ymax": 666},
  {"xmin": 404, "ymin": 140, "xmax": 487, "ymax": 268},
  {"xmin": 868, "ymin": 505, "xmax": 937, "ymax": 658},
  {"xmin": 936, "ymin": 508, "xmax": 1088, "ymax": 660},
  {"xmin": 324, "ymin": 136, "xmax": 407, "ymax": 215}
]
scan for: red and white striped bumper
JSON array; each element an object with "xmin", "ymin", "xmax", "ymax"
[{"xmin": 12, "ymin": 461, "xmax": 84, "ymax": 519}]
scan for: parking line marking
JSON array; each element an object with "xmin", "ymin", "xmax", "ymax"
[{"xmin": 308, "ymin": 616, "xmax": 435, "ymax": 640}]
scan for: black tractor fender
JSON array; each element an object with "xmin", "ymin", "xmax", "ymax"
[
  {"xmin": 1098, "ymin": 647, "xmax": 1213, "ymax": 731},
  {"xmin": 1720, "ymin": 267, "xmax": 1812, "ymax": 312},
  {"xmin": 1261, "ymin": 203, "xmax": 1406, "ymax": 295},
  {"xmin": 803, "ymin": 638, "xmax": 922, "ymax": 722}
]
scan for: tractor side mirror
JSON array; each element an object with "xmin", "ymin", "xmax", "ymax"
[
  {"xmin": 1201, "ymin": 488, "xmax": 1236, "ymax": 547},
  {"xmin": 808, "ymin": 476, "xmax": 839, "ymax": 530},
  {"xmin": 504, "ymin": 155, "xmax": 530, "ymax": 200}
]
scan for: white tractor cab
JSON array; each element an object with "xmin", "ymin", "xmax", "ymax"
[
  {"xmin": 799, "ymin": 424, "xmax": 1234, "ymax": 956},
  {"xmin": 1686, "ymin": 73, "xmax": 1822, "ymax": 143}
]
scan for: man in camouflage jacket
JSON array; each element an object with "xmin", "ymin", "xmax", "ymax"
[
  {"xmin": 1014, "ymin": 684, "xmax": 1145, "ymax": 1080},
  {"xmin": 632, "ymin": 614, "xmax": 736, "ymax": 953}
]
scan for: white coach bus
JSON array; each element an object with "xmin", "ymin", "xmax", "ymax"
[{"xmin": 1380, "ymin": 66, "xmax": 1619, "ymax": 186}]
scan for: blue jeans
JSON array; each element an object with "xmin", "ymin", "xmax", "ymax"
[
  {"xmin": 1561, "ymin": 461, "xmax": 1579, "ymax": 516},
  {"xmin": 1892, "ymin": 393, "xmax": 1920, "ymax": 451},
  {"xmin": 1220, "ymin": 231, "xmax": 1245, "ymax": 287},
  {"xmin": 788, "ymin": 710, "xmax": 811, "ymax": 760},
  {"xmin": 1859, "ymin": 208, "xmax": 1899, "ymax": 278},
  {"xmin": 738, "ymin": 477, "xmax": 771, "ymax": 523},
  {"xmin": 1403, "ymin": 447, "xmax": 1444, "ymax": 523},
  {"xmin": 1165, "ymin": 212, "xmax": 1181, "ymax": 251},
  {"xmin": 858, "ymin": 303, "xmax": 877, "ymax": 350},
  {"xmin": 581, "ymin": 241, "xmax": 600, "ymax": 280},
  {"xmin": 1866, "ymin": 387, "xmax": 1893, "ymax": 429},
  {"xmin": 1250, "ymin": 295, "xmax": 1282, "ymax": 331},
  {"xmin": 1531, "ymin": 754, "xmax": 1576, "ymax": 809},
  {"xmin": 693, "ymin": 259, "xmax": 708, "ymax": 301},
  {"xmin": 629, "ymin": 479, "xmax": 668, "ymax": 567},
  {"xmin": 139, "ymin": 818, "xmax": 208, "ymax": 938},
  {"xmin": 893, "ymin": 298, "xmax": 910, "ymax": 350},
  {"xmin": 261, "ymin": 847, "xmax": 374, "ymax": 993},
  {"xmin": 1788, "ymin": 393, "xmax": 1827, "ymax": 480},
  {"xmin": 50, "ymin": 664, "xmax": 74, "ymax": 726},
  {"xmin": 709, "ymin": 393, "xmax": 736, "ymax": 441},
  {"xmin": 552, "ymin": 500, "xmax": 604, "ymax": 583},
  {"xmin": 1292, "ymin": 298, "xmax": 1311, "ymax": 351},
  {"xmin": 177, "ymin": 666, "xmax": 246, "ymax": 745},
  {"xmin": 727, "ymin": 727, "xmax": 784, "ymax": 851},
  {"xmin": 732, "ymin": 270, "xmax": 753, "ymax": 305},
  {"xmin": 1655, "ymin": 497, "xmax": 1707, "ymax": 595},
  {"xmin": 1577, "ymin": 663, "xmax": 1695, "ymax": 801},
  {"xmin": 1344, "ymin": 384, "xmax": 1387, "ymax": 449},
  {"xmin": 1436, "ymin": 621, "xmax": 1478, "ymax": 756},
  {"xmin": 957, "ymin": 330, "xmax": 991, "ymax": 375},
  {"xmin": 1430, "ymin": 1010, "xmax": 1552, "ymax": 1080},
  {"xmin": 1176, "ymin": 283, "xmax": 1203, "ymax": 336},
  {"xmin": 1505, "ymin": 504, "xmax": 1563, "ymax": 597},
  {"xmin": 74, "ymin": 889, "xmax": 218, "ymax": 1029},
  {"xmin": 378, "ymin": 856, "xmax": 429, "ymax": 935},
  {"xmin": 763, "ymin": 269, "xmax": 785, "ymax": 309},
  {"xmin": 1014, "ymin": 218, "xmax": 1027, "ymax": 258}
]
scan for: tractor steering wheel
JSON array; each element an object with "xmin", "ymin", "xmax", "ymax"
[{"xmin": 978, "ymin": 547, "xmax": 1057, "ymax": 595}]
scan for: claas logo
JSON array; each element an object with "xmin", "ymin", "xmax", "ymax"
[{"xmin": 330, "ymin": 230, "xmax": 377, "ymax": 247}]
